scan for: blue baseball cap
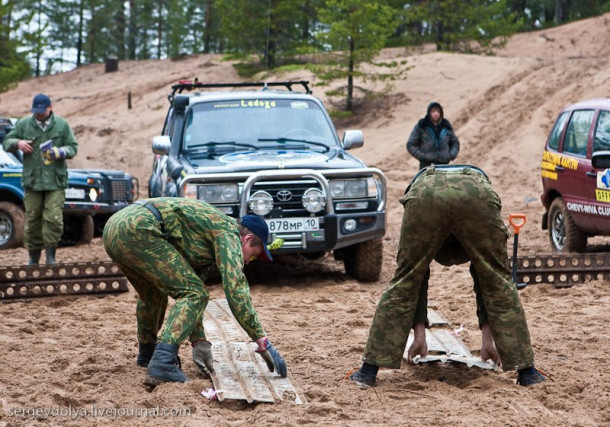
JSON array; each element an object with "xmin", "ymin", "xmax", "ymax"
[
  {"xmin": 240, "ymin": 215, "xmax": 273, "ymax": 262},
  {"xmin": 31, "ymin": 94, "xmax": 51, "ymax": 114}
]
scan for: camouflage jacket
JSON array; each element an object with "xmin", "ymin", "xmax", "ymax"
[{"xmin": 153, "ymin": 198, "xmax": 266, "ymax": 340}]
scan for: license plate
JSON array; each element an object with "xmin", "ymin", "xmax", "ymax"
[
  {"xmin": 265, "ymin": 217, "xmax": 320, "ymax": 233},
  {"xmin": 65, "ymin": 188, "xmax": 86, "ymax": 199}
]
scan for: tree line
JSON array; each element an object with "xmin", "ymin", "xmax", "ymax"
[{"xmin": 1, "ymin": 0, "xmax": 609, "ymax": 94}]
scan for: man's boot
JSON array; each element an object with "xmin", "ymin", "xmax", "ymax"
[
  {"xmin": 45, "ymin": 246, "xmax": 57, "ymax": 265},
  {"xmin": 137, "ymin": 342, "xmax": 157, "ymax": 367},
  {"xmin": 28, "ymin": 250, "xmax": 41, "ymax": 265},
  {"xmin": 143, "ymin": 342, "xmax": 187, "ymax": 386}
]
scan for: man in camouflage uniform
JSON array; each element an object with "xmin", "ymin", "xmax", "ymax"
[
  {"xmin": 103, "ymin": 197, "xmax": 286, "ymax": 386},
  {"xmin": 349, "ymin": 165, "xmax": 546, "ymax": 388},
  {"xmin": 3, "ymin": 94, "xmax": 78, "ymax": 265}
]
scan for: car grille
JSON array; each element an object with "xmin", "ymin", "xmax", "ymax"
[
  {"xmin": 251, "ymin": 180, "xmax": 323, "ymax": 216},
  {"xmin": 110, "ymin": 179, "xmax": 134, "ymax": 202}
]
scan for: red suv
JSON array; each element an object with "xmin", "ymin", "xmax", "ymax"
[{"xmin": 541, "ymin": 98, "xmax": 610, "ymax": 252}]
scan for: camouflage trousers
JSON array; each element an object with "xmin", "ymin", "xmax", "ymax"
[
  {"xmin": 363, "ymin": 168, "xmax": 535, "ymax": 371},
  {"xmin": 103, "ymin": 204, "xmax": 207, "ymax": 346},
  {"xmin": 23, "ymin": 189, "xmax": 65, "ymax": 249}
]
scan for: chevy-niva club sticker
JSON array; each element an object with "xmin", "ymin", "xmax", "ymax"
[{"xmin": 567, "ymin": 201, "xmax": 610, "ymax": 216}]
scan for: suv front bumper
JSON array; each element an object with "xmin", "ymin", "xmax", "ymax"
[{"xmin": 180, "ymin": 168, "xmax": 387, "ymax": 252}]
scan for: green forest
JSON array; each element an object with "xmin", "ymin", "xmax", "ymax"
[{"xmin": 1, "ymin": 0, "xmax": 609, "ymax": 93}]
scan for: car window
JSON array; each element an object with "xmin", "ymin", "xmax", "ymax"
[
  {"xmin": 183, "ymin": 99, "xmax": 338, "ymax": 149},
  {"xmin": 548, "ymin": 111, "xmax": 570, "ymax": 151},
  {"xmin": 593, "ymin": 110, "xmax": 610, "ymax": 152},
  {"xmin": 563, "ymin": 109, "xmax": 594, "ymax": 156}
]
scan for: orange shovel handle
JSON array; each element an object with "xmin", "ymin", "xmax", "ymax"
[{"xmin": 509, "ymin": 213, "xmax": 527, "ymax": 234}]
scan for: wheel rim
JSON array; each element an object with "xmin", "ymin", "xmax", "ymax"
[
  {"xmin": 551, "ymin": 211, "xmax": 566, "ymax": 250},
  {"xmin": 0, "ymin": 212, "xmax": 13, "ymax": 246}
]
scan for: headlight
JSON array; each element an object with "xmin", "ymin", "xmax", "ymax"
[
  {"xmin": 184, "ymin": 183, "xmax": 238, "ymax": 202},
  {"xmin": 329, "ymin": 179, "xmax": 371, "ymax": 199},
  {"xmin": 302, "ymin": 188, "xmax": 325, "ymax": 213},
  {"xmin": 89, "ymin": 188, "xmax": 98, "ymax": 202},
  {"xmin": 199, "ymin": 184, "xmax": 238, "ymax": 203},
  {"xmin": 249, "ymin": 190, "xmax": 273, "ymax": 215}
]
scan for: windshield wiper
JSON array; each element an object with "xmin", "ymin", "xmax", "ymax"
[
  {"xmin": 257, "ymin": 137, "xmax": 332, "ymax": 152},
  {"xmin": 186, "ymin": 141, "xmax": 258, "ymax": 151}
]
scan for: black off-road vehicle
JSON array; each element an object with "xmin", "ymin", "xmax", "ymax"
[{"xmin": 148, "ymin": 81, "xmax": 386, "ymax": 281}]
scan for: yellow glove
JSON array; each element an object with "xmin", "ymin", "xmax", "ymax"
[
  {"xmin": 250, "ymin": 238, "xmax": 284, "ymax": 261},
  {"xmin": 267, "ymin": 238, "xmax": 284, "ymax": 251}
]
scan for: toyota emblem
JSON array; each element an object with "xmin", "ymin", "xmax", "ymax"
[{"xmin": 276, "ymin": 190, "xmax": 293, "ymax": 202}]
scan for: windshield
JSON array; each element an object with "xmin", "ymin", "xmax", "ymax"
[{"xmin": 183, "ymin": 99, "xmax": 338, "ymax": 152}]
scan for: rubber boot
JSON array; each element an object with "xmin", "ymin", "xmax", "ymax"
[
  {"xmin": 143, "ymin": 342, "xmax": 187, "ymax": 386},
  {"xmin": 137, "ymin": 342, "xmax": 157, "ymax": 367},
  {"xmin": 28, "ymin": 250, "xmax": 41, "ymax": 265},
  {"xmin": 45, "ymin": 246, "xmax": 57, "ymax": 265}
]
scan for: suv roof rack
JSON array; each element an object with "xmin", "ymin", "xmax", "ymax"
[{"xmin": 169, "ymin": 80, "xmax": 311, "ymax": 102}]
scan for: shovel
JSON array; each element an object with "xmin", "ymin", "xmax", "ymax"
[{"xmin": 509, "ymin": 213, "xmax": 527, "ymax": 290}]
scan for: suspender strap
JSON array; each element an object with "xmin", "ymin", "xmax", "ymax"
[{"xmin": 134, "ymin": 200, "xmax": 165, "ymax": 234}]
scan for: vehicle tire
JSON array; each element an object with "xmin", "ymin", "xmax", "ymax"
[
  {"xmin": 342, "ymin": 238, "xmax": 383, "ymax": 282},
  {"xmin": 61, "ymin": 214, "xmax": 94, "ymax": 246},
  {"xmin": 0, "ymin": 202, "xmax": 25, "ymax": 249},
  {"xmin": 79, "ymin": 215, "xmax": 94, "ymax": 244},
  {"xmin": 548, "ymin": 198, "xmax": 587, "ymax": 252}
]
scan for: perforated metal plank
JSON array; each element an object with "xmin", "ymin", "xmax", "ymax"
[
  {"xmin": 203, "ymin": 299, "xmax": 305, "ymax": 404},
  {"xmin": 0, "ymin": 261, "xmax": 128, "ymax": 300},
  {"xmin": 405, "ymin": 311, "xmax": 496, "ymax": 371},
  {"xmin": 428, "ymin": 309, "xmax": 450, "ymax": 326}
]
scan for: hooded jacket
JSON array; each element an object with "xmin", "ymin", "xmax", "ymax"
[{"xmin": 406, "ymin": 102, "xmax": 460, "ymax": 170}]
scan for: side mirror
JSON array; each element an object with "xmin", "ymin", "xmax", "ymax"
[
  {"xmin": 152, "ymin": 135, "xmax": 171, "ymax": 155},
  {"xmin": 342, "ymin": 130, "xmax": 364, "ymax": 150},
  {"xmin": 592, "ymin": 151, "xmax": 610, "ymax": 169}
]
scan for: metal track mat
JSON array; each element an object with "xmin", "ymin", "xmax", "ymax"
[
  {"xmin": 0, "ymin": 261, "xmax": 128, "ymax": 300},
  {"xmin": 404, "ymin": 309, "xmax": 497, "ymax": 371},
  {"xmin": 203, "ymin": 299, "xmax": 305, "ymax": 404},
  {"xmin": 514, "ymin": 252, "xmax": 610, "ymax": 287}
]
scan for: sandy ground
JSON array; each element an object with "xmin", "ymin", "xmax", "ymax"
[{"xmin": 2, "ymin": 13, "xmax": 610, "ymax": 426}]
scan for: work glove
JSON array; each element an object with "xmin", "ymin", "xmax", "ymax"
[
  {"xmin": 250, "ymin": 238, "xmax": 285, "ymax": 262},
  {"xmin": 40, "ymin": 140, "xmax": 66, "ymax": 165},
  {"xmin": 255, "ymin": 337, "xmax": 287, "ymax": 378},
  {"xmin": 192, "ymin": 340, "xmax": 214, "ymax": 377}
]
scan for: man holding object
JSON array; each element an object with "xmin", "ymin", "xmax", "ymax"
[{"xmin": 2, "ymin": 93, "xmax": 78, "ymax": 264}]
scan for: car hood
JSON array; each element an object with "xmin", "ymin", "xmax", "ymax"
[{"xmin": 186, "ymin": 149, "xmax": 365, "ymax": 173}]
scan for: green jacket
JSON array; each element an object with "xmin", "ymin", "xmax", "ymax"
[{"xmin": 2, "ymin": 114, "xmax": 78, "ymax": 190}]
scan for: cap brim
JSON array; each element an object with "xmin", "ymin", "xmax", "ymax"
[
  {"xmin": 31, "ymin": 107, "xmax": 47, "ymax": 113},
  {"xmin": 258, "ymin": 244, "xmax": 273, "ymax": 263}
]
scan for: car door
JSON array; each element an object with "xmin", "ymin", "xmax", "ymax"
[
  {"xmin": 588, "ymin": 109, "xmax": 610, "ymax": 232},
  {"xmin": 558, "ymin": 109, "xmax": 598, "ymax": 233}
]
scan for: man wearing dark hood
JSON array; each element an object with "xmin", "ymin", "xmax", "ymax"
[{"xmin": 407, "ymin": 102, "xmax": 460, "ymax": 170}]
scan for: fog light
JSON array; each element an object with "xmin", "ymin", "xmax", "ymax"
[
  {"xmin": 344, "ymin": 219, "xmax": 357, "ymax": 231},
  {"xmin": 249, "ymin": 191, "xmax": 273, "ymax": 215},
  {"xmin": 302, "ymin": 188, "xmax": 325, "ymax": 213}
]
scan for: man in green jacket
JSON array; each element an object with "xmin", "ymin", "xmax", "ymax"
[
  {"xmin": 103, "ymin": 198, "xmax": 287, "ymax": 386},
  {"xmin": 2, "ymin": 94, "xmax": 78, "ymax": 264}
]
